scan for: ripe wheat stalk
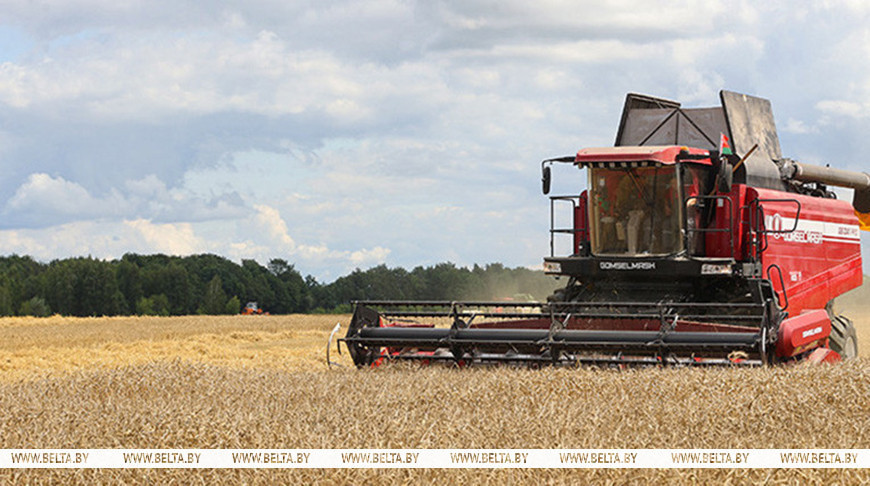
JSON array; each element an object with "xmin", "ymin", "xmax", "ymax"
[{"xmin": 0, "ymin": 311, "xmax": 866, "ymax": 483}]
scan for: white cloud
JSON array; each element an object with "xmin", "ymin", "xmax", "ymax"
[
  {"xmin": 124, "ymin": 219, "xmax": 204, "ymax": 256},
  {"xmin": 8, "ymin": 173, "xmax": 94, "ymax": 211},
  {"xmin": 3, "ymin": 172, "xmax": 248, "ymax": 228},
  {"xmin": 245, "ymin": 204, "xmax": 392, "ymax": 274},
  {"xmin": 349, "ymin": 246, "xmax": 391, "ymax": 265},
  {"xmin": 253, "ymin": 204, "xmax": 296, "ymax": 250},
  {"xmin": 816, "ymin": 100, "xmax": 868, "ymax": 120},
  {"xmin": 6, "ymin": 173, "xmax": 129, "ymax": 221},
  {"xmin": 0, "ymin": 220, "xmax": 202, "ymax": 261},
  {"xmin": 781, "ymin": 118, "xmax": 817, "ymax": 135}
]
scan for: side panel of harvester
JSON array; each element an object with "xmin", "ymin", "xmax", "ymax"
[
  {"xmin": 751, "ymin": 187, "xmax": 862, "ymax": 315},
  {"xmin": 682, "ymin": 179, "xmax": 862, "ymax": 362},
  {"xmin": 705, "ymin": 183, "xmax": 862, "ymax": 314}
]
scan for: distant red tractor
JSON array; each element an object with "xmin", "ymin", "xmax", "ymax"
[
  {"xmin": 241, "ymin": 301, "xmax": 268, "ymax": 316},
  {"xmin": 342, "ymin": 91, "xmax": 867, "ymax": 367}
]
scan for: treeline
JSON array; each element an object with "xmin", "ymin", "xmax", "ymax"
[{"xmin": 0, "ymin": 254, "xmax": 559, "ymax": 317}]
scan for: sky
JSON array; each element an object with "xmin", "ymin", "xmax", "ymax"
[{"xmin": 0, "ymin": 0, "xmax": 868, "ymax": 281}]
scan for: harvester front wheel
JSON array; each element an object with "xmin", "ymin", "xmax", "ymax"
[{"xmin": 829, "ymin": 316, "xmax": 858, "ymax": 360}]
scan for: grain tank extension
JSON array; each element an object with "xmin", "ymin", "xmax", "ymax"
[{"xmin": 341, "ymin": 91, "xmax": 867, "ymax": 366}]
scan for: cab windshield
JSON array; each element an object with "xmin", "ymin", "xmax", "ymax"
[{"xmin": 588, "ymin": 164, "xmax": 682, "ymax": 256}]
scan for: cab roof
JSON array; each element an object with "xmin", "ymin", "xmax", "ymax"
[{"xmin": 574, "ymin": 145, "xmax": 713, "ymax": 167}]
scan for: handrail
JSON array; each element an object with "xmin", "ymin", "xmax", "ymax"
[
  {"xmin": 549, "ymin": 195, "xmax": 582, "ymax": 257},
  {"xmin": 746, "ymin": 197, "xmax": 802, "ymax": 262}
]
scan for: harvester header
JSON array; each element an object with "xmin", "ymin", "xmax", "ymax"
[{"xmin": 340, "ymin": 90, "xmax": 864, "ymax": 368}]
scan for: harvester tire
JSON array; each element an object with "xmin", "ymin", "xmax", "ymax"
[{"xmin": 829, "ymin": 315, "xmax": 858, "ymax": 360}]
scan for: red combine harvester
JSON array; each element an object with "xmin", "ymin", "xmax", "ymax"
[{"xmin": 341, "ymin": 91, "xmax": 868, "ymax": 367}]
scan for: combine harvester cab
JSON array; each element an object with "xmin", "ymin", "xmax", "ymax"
[{"xmin": 341, "ymin": 91, "xmax": 867, "ymax": 367}]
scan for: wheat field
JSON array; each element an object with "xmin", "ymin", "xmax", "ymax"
[
  {"xmin": 0, "ymin": 310, "xmax": 868, "ymax": 484},
  {"xmin": 0, "ymin": 314, "xmax": 355, "ymax": 382}
]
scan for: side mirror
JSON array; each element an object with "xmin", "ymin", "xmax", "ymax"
[{"xmin": 542, "ymin": 165, "xmax": 551, "ymax": 195}]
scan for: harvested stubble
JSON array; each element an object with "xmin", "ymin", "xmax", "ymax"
[{"xmin": 0, "ymin": 311, "xmax": 867, "ymax": 484}]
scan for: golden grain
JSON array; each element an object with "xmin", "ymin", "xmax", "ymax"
[
  {"xmin": 0, "ymin": 314, "xmax": 353, "ymax": 382},
  {"xmin": 0, "ymin": 312, "xmax": 867, "ymax": 483}
]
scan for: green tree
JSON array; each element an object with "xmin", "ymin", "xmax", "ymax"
[
  {"xmin": 152, "ymin": 294, "xmax": 170, "ymax": 316},
  {"xmin": 41, "ymin": 258, "xmax": 124, "ymax": 316},
  {"xmin": 225, "ymin": 296, "xmax": 241, "ymax": 314},
  {"xmin": 20, "ymin": 296, "xmax": 51, "ymax": 317},
  {"xmin": 135, "ymin": 296, "xmax": 155, "ymax": 316},
  {"xmin": 74, "ymin": 258, "xmax": 122, "ymax": 316},
  {"xmin": 0, "ymin": 255, "xmax": 44, "ymax": 313},
  {"xmin": 42, "ymin": 260, "xmax": 76, "ymax": 315},
  {"xmin": 146, "ymin": 263, "xmax": 192, "ymax": 315},
  {"xmin": 0, "ymin": 284, "xmax": 13, "ymax": 316},
  {"xmin": 268, "ymin": 258, "xmax": 308, "ymax": 313},
  {"xmin": 200, "ymin": 275, "xmax": 227, "ymax": 315},
  {"xmin": 136, "ymin": 294, "xmax": 170, "ymax": 316},
  {"xmin": 116, "ymin": 259, "xmax": 143, "ymax": 312}
]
